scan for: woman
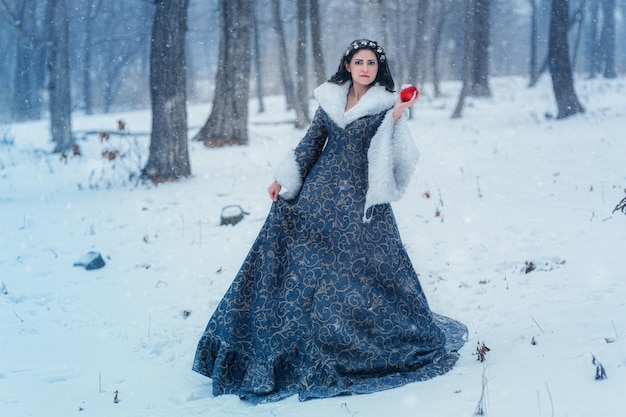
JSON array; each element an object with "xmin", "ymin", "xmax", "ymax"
[{"xmin": 193, "ymin": 39, "xmax": 467, "ymax": 404}]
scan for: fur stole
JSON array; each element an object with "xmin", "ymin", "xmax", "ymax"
[{"xmin": 275, "ymin": 82, "xmax": 419, "ymax": 221}]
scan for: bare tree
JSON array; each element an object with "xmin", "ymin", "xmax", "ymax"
[
  {"xmin": 11, "ymin": 0, "xmax": 45, "ymax": 121},
  {"xmin": 192, "ymin": 0, "xmax": 252, "ymax": 146},
  {"xmin": 408, "ymin": 0, "xmax": 430, "ymax": 87},
  {"xmin": 451, "ymin": 0, "xmax": 491, "ymax": 117},
  {"xmin": 588, "ymin": 0, "xmax": 617, "ymax": 78},
  {"xmin": 470, "ymin": 0, "xmax": 491, "ymax": 97},
  {"xmin": 81, "ymin": 0, "xmax": 102, "ymax": 115},
  {"xmin": 271, "ymin": 0, "xmax": 296, "ymax": 111},
  {"xmin": 252, "ymin": 2, "xmax": 265, "ymax": 113},
  {"xmin": 451, "ymin": 0, "xmax": 476, "ymax": 118},
  {"xmin": 528, "ymin": 0, "xmax": 541, "ymax": 82},
  {"xmin": 0, "ymin": 0, "xmax": 69, "ymax": 142},
  {"xmin": 45, "ymin": 0, "xmax": 73, "ymax": 152},
  {"xmin": 141, "ymin": 0, "xmax": 191, "ymax": 182},
  {"xmin": 376, "ymin": 0, "xmax": 391, "ymax": 57},
  {"xmin": 430, "ymin": 1, "xmax": 454, "ymax": 98},
  {"xmin": 530, "ymin": 0, "xmax": 586, "ymax": 87},
  {"xmin": 79, "ymin": 0, "xmax": 152, "ymax": 114},
  {"xmin": 309, "ymin": 0, "xmax": 326, "ymax": 86},
  {"xmin": 295, "ymin": 0, "xmax": 310, "ymax": 128},
  {"xmin": 548, "ymin": 0, "xmax": 585, "ymax": 119}
]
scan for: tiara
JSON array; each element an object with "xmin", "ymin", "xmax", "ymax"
[{"xmin": 345, "ymin": 40, "xmax": 386, "ymax": 62}]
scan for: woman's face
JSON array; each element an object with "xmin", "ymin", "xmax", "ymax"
[{"xmin": 345, "ymin": 49, "xmax": 378, "ymax": 88}]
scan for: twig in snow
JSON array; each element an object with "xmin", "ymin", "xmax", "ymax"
[
  {"xmin": 13, "ymin": 310, "xmax": 24, "ymax": 322},
  {"xmin": 536, "ymin": 389, "xmax": 541, "ymax": 415},
  {"xmin": 591, "ymin": 354, "xmax": 607, "ymax": 380},
  {"xmin": 605, "ymin": 319, "xmax": 619, "ymax": 343},
  {"xmin": 435, "ymin": 188, "xmax": 444, "ymax": 222},
  {"xmin": 545, "ymin": 382, "xmax": 555, "ymax": 417},
  {"xmin": 612, "ymin": 190, "xmax": 626, "ymax": 214},
  {"xmin": 99, "ymin": 372, "xmax": 102, "ymax": 393},
  {"xmin": 474, "ymin": 364, "xmax": 489, "ymax": 415},
  {"xmin": 476, "ymin": 175, "xmax": 483, "ymax": 198},
  {"xmin": 532, "ymin": 316, "xmax": 545, "ymax": 333},
  {"xmin": 341, "ymin": 402, "xmax": 358, "ymax": 416}
]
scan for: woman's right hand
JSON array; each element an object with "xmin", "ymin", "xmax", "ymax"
[{"xmin": 267, "ymin": 180, "xmax": 282, "ymax": 201}]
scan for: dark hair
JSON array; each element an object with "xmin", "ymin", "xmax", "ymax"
[{"xmin": 328, "ymin": 39, "xmax": 395, "ymax": 92}]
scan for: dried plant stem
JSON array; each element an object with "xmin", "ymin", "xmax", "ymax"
[
  {"xmin": 532, "ymin": 316, "xmax": 545, "ymax": 333},
  {"xmin": 545, "ymin": 382, "xmax": 554, "ymax": 417},
  {"xmin": 13, "ymin": 310, "xmax": 24, "ymax": 322},
  {"xmin": 474, "ymin": 364, "xmax": 488, "ymax": 415},
  {"xmin": 536, "ymin": 389, "xmax": 541, "ymax": 414},
  {"xmin": 476, "ymin": 175, "xmax": 483, "ymax": 198}
]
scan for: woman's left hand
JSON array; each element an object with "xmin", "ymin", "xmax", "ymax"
[{"xmin": 393, "ymin": 89, "xmax": 419, "ymax": 124}]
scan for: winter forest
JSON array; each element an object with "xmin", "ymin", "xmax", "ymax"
[
  {"xmin": 0, "ymin": 0, "xmax": 624, "ymax": 180},
  {"xmin": 2, "ymin": 1, "xmax": 626, "ymax": 416}
]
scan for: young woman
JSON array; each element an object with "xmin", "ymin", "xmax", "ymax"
[{"xmin": 193, "ymin": 39, "xmax": 467, "ymax": 404}]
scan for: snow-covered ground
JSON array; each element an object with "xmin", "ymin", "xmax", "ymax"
[{"xmin": 1, "ymin": 75, "xmax": 625, "ymax": 417}]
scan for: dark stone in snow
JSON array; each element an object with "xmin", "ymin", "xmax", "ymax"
[{"xmin": 73, "ymin": 251, "xmax": 106, "ymax": 270}]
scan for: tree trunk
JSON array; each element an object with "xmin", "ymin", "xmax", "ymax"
[
  {"xmin": 45, "ymin": 0, "xmax": 73, "ymax": 153},
  {"xmin": 470, "ymin": 0, "xmax": 491, "ymax": 97},
  {"xmin": 192, "ymin": 0, "xmax": 251, "ymax": 146},
  {"xmin": 549, "ymin": 0, "xmax": 585, "ymax": 119},
  {"xmin": 271, "ymin": 0, "xmax": 296, "ymax": 110},
  {"xmin": 252, "ymin": 3, "xmax": 265, "ymax": 113},
  {"xmin": 294, "ymin": 0, "xmax": 310, "ymax": 129},
  {"xmin": 12, "ymin": 0, "xmax": 45, "ymax": 122},
  {"xmin": 83, "ymin": 20, "xmax": 93, "ymax": 115},
  {"xmin": 431, "ymin": 2, "xmax": 451, "ymax": 98},
  {"xmin": 452, "ymin": 0, "xmax": 475, "ymax": 118},
  {"xmin": 82, "ymin": 0, "xmax": 102, "ymax": 116},
  {"xmin": 141, "ymin": 0, "xmax": 191, "ymax": 181},
  {"xmin": 409, "ymin": 0, "xmax": 430, "ymax": 87},
  {"xmin": 570, "ymin": 4, "xmax": 585, "ymax": 71},
  {"xmin": 530, "ymin": 0, "xmax": 585, "ymax": 87},
  {"xmin": 529, "ymin": 0, "xmax": 539, "ymax": 82},
  {"xmin": 309, "ymin": 0, "xmax": 326, "ymax": 86},
  {"xmin": 587, "ymin": 0, "xmax": 601, "ymax": 77},
  {"xmin": 600, "ymin": 0, "xmax": 617, "ymax": 78},
  {"xmin": 376, "ymin": 0, "xmax": 390, "ymax": 57}
]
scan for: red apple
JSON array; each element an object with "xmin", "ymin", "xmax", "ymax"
[{"xmin": 400, "ymin": 85, "xmax": 419, "ymax": 102}]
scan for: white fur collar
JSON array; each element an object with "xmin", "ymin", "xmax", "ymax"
[
  {"xmin": 313, "ymin": 82, "xmax": 396, "ymax": 128},
  {"xmin": 274, "ymin": 81, "xmax": 419, "ymax": 222}
]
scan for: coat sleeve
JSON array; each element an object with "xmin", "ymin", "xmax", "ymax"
[
  {"xmin": 363, "ymin": 109, "xmax": 420, "ymax": 221},
  {"xmin": 273, "ymin": 107, "xmax": 328, "ymax": 200}
]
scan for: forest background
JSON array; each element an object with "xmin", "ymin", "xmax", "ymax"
[{"xmin": 0, "ymin": 0, "xmax": 624, "ymax": 179}]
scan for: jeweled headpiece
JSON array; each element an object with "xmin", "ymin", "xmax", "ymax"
[{"xmin": 344, "ymin": 39, "xmax": 386, "ymax": 62}]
